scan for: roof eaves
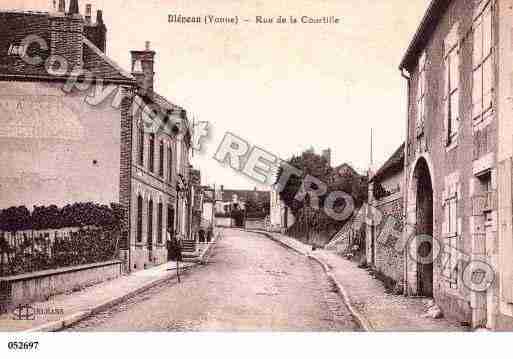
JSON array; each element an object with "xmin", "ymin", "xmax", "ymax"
[{"xmin": 399, "ymin": 0, "xmax": 451, "ymax": 71}]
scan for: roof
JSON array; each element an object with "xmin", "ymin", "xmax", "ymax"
[
  {"xmin": 82, "ymin": 37, "xmax": 134, "ymax": 82},
  {"xmin": 331, "ymin": 163, "xmax": 361, "ymax": 178},
  {"xmin": 399, "ymin": 0, "xmax": 451, "ymax": 71},
  {"xmin": 0, "ymin": 10, "xmax": 134, "ymax": 84},
  {"xmin": 371, "ymin": 143, "xmax": 405, "ymax": 182}
]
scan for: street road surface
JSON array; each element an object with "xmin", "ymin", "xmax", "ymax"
[{"xmin": 66, "ymin": 229, "xmax": 358, "ymax": 331}]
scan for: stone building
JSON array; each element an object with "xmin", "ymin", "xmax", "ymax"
[
  {"xmin": 399, "ymin": 0, "xmax": 513, "ymax": 329},
  {"xmin": 0, "ymin": 1, "xmax": 194, "ymax": 273},
  {"xmin": 366, "ymin": 143, "xmax": 405, "ymax": 290}
]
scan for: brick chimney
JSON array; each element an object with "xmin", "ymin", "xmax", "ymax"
[
  {"xmin": 84, "ymin": 6, "xmax": 107, "ymax": 53},
  {"xmin": 84, "ymin": 3, "xmax": 91, "ymax": 24},
  {"xmin": 49, "ymin": 0, "xmax": 84, "ymax": 70},
  {"xmin": 58, "ymin": 0, "xmax": 66, "ymax": 12},
  {"xmin": 69, "ymin": 0, "xmax": 79, "ymax": 14},
  {"xmin": 131, "ymin": 41, "xmax": 155, "ymax": 98}
]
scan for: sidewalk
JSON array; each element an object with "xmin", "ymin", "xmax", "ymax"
[
  {"xmin": 0, "ymin": 237, "xmax": 219, "ymax": 332},
  {"xmin": 257, "ymin": 231, "xmax": 467, "ymax": 332}
]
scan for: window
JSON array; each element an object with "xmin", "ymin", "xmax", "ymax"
[
  {"xmin": 168, "ymin": 146, "xmax": 173, "ymax": 182},
  {"xmin": 149, "ymin": 134, "xmax": 155, "ymax": 173},
  {"xmin": 416, "ymin": 52, "xmax": 427, "ymax": 135},
  {"xmin": 159, "ymin": 141, "xmax": 164, "ymax": 177},
  {"xmin": 148, "ymin": 198, "xmax": 153, "ymax": 244},
  {"xmin": 445, "ymin": 194, "xmax": 458, "ymax": 237},
  {"xmin": 472, "ymin": 1, "xmax": 493, "ymax": 123},
  {"xmin": 136, "ymin": 195, "xmax": 143, "ymax": 242},
  {"xmin": 176, "ymin": 140, "xmax": 182, "ymax": 176},
  {"xmin": 138, "ymin": 126, "xmax": 144, "ymax": 166},
  {"xmin": 444, "ymin": 23, "xmax": 460, "ymax": 144},
  {"xmin": 157, "ymin": 202, "xmax": 163, "ymax": 244},
  {"xmin": 443, "ymin": 185, "xmax": 459, "ymax": 288}
]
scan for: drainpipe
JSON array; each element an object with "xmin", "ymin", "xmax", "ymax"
[{"xmin": 401, "ymin": 67, "xmax": 411, "ymax": 296}]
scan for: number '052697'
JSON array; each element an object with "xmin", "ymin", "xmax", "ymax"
[{"xmin": 7, "ymin": 341, "xmax": 39, "ymax": 350}]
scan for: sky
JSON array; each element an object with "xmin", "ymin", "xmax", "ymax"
[{"xmin": 1, "ymin": 0, "xmax": 430, "ymax": 189}]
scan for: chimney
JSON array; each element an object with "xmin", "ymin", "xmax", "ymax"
[
  {"xmin": 85, "ymin": 4, "xmax": 91, "ymax": 24},
  {"xmin": 322, "ymin": 149, "xmax": 332, "ymax": 167},
  {"xmin": 58, "ymin": 0, "xmax": 65, "ymax": 12},
  {"xmin": 50, "ymin": 1, "xmax": 84, "ymax": 70},
  {"xmin": 131, "ymin": 41, "xmax": 156, "ymax": 98},
  {"xmin": 69, "ymin": 0, "xmax": 79, "ymax": 14},
  {"xmin": 84, "ymin": 9, "xmax": 107, "ymax": 53}
]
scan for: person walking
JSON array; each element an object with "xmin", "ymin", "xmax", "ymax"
[{"xmin": 167, "ymin": 230, "xmax": 183, "ymax": 282}]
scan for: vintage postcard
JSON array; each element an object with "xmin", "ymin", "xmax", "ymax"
[{"xmin": 0, "ymin": 0, "xmax": 512, "ymax": 356}]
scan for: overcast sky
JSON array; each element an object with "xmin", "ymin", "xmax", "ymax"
[{"xmin": 2, "ymin": 0, "xmax": 430, "ymax": 190}]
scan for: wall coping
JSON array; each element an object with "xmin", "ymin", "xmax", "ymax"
[{"xmin": 0, "ymin": 260, "xmax": 123, "ymax": 283}]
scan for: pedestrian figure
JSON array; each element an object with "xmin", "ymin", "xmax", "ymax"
[{"xmin": 167, "ymin": 230, "xmax": 182, "ymax": 282}]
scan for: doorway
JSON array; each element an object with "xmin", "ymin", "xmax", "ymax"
[{"xmin": 414, "ymin": 159, "xmax": 434, "ymax": 297}]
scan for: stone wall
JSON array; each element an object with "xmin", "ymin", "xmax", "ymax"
[
  {"xmin": 0, "ymin": 260, "xmax": 123, "ymax": 313},
  {"xmin": 372, "ymin": 194, "xmax": 404, "ymax": 288}
]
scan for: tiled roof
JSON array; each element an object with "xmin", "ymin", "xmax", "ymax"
[
  {"xmin": 0, "ymin": 10, "xmax": 134, "ymax": 84},
  {"xmin": 82, "ymin": 37, "xmax": 134, "ymax": 82},
  {"xmin": 372, "ymin": 143, "xmax": 405, "ymax": 182},
  {"xmin": 0, "ymin": 11, "xmax": 51, "ymax": 78}
]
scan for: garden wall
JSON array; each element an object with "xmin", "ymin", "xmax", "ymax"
[{"xmin": 0, "ymin": 260, "xmax": 123, "ymax": 314}]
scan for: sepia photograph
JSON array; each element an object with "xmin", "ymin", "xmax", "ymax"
[{"xmin": 0, "ymin": 0, "xmax": 511, "ymax": 356}]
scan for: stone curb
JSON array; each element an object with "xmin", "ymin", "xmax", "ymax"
[
  {"xmin": 249, "ymin": 230, "xmax": 373, "ymax": 332},
  {"xmin": 307, "ymin": 254, "xmax": 374, "ymax": 332},
  {"xmin": 24, "ymin": 263, "xmax": 196, "ymax": 333}
]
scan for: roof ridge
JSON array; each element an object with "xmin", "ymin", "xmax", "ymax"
[{"xmin": 82, "ymin": 37, "xmax": 134, "ymax": 81}]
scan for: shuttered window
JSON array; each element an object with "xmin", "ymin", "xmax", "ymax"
[
  {"xmin": 472, "ymin": 1, "xmax": 494, "ymax": 124},
  {"xmin": 443, "ymin": 23, "xmax": 460, "ymax": 145},
  {"xmin": 416, "ymin": 52, "xmax": 427, "ymax": 136}
]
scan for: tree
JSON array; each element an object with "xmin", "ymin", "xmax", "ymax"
[
  {"xmin": 0, "ymin": 206, "xmax": 31, "ymax": 232},
  {"xmin": 276, "ymin": 151, "xmax": 332, "ymax": 216},
  {"xmin": 245, "ymin": 196, "xmax": 270, "ymax": 218}
]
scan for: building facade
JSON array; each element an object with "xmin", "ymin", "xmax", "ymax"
[
  {"xmin": 399, "ymin": 0, "xmax": 513, "ymax": 329},
  {"xmin": 0, "ymin": 1, "xmax": 194, "ymax": 273}
]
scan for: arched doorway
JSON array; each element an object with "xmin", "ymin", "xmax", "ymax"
[{"xmin": 413, "ymin": 158, "xmax": 434, "ymax": 297}]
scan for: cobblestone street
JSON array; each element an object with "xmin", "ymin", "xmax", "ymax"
[{"xmin": 66, "ymin": 229, "xmax": 358, "ymax": 331}]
